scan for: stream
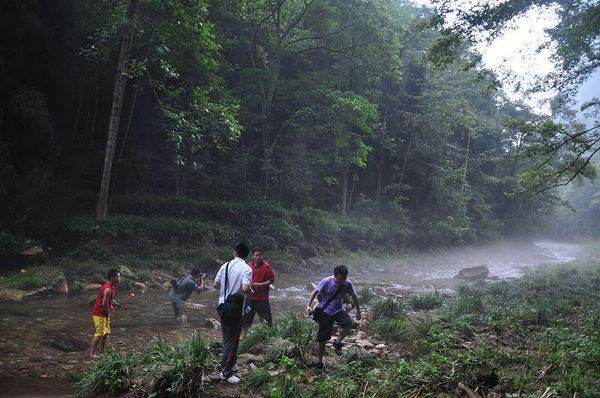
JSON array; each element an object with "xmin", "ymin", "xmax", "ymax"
[{"xmin": 0, "ymin": 240, "xmax": 585, "ymax": 397}]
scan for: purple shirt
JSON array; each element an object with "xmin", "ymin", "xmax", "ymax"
[{"xmin": 315, "ymin": 276, "xmax": 354, "ymax": 315}]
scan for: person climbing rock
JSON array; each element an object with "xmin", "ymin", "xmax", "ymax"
[{"xmin": 306, "ymin": 265, "xmax": 361, "ymax": 370}]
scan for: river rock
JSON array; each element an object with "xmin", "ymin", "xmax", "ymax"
[
  {"xmin": 48, "ymin": 336, "xmax": 87, "ymax": 352},
  {"xmin": 385, "ymin": 287, "xmax": 408, "ymax": 297},
  {"xmin": 375, "ymin": 343, "xmax": 386, "ymax": 350},
  {"xmin": 133, "ymin": 281, "xmax": 148, "ymax": 292},
  {"xmin": 205, "ymin": 318, "xmax": 220, "ymax": 329},
  {"xmin": 84, "ymin": 283, "xmax": 102, "ymax": 292},
  {"xmin": 23, "ymin": 287, "xmax": 56, "ymax": 300},
  {"xmin": 21, "ymin": 246, "xmax": 45, "ymax": 262},
  {"xmin": 56, "ymin": 279, "xmax": 69, "ymax": 295},
  {"xmin": 455, "ymin": 266, "xmax": 489, "ymax": 281},
  {"xmin": 0, "ymin": 288, "xmax": 26, "ymax": 302},
  {"xmin": 237, "ymin": 353, "xmax": 263, "ymax": 365},
  {"xmin": 356, "ymin": 339, "xmax": 374, "ymax": 349},
  {"xmin": 119, "ymin": 265, "xmax": 135, "ymax": 279},
  {"xmin": 185, "ymin": 302, "xmax": 205, "ymax": 310}
]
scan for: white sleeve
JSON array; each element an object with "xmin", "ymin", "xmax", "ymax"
[
  {"xmin": 214, "ymin": 266, "xmax": 223, "ymax": 283},
  {"xmin": 242, "ymin": 266, "xmax": 252, "ymax": 285}
]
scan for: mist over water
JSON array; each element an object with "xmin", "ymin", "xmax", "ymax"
[{"xmin": 274, "ymin": 239, "xmax": 585, "ymax": 297}]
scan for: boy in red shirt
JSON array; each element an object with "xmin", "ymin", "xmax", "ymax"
[
  {"xmin": 89, "ymin": 269, "xmax": 121, "ymax": 359},
  {"xmin": 242, "ymin": 248, "xmax": 275, "ymax": 332}
]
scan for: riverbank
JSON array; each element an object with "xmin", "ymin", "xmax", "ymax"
[{"xmin": 73, "ymin": 262, "xmax": 599, "ymax": 397}]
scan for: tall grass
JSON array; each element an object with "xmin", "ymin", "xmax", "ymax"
[{"xmin": 75, "ymin": 349, "xmax": 139, "ymax": 396}]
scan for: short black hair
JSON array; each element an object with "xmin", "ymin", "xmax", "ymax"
[
  {"xmin": 235, "ymin": 242, "xmax": 250, "ymax": 258},
  {"xmin": 252, "ymin": 247, "xmax": 263, "ymax": 254},
  {"xmin": 107, "ymin": 269, "xmax": 120, "ymax": 279},
  {"xmin": 333, "ymin": 265, "xmax": 348, "ymax": 277},
  {"xmin": 191, "ymin": 267, "xmax": 202, "ymax": 277}
]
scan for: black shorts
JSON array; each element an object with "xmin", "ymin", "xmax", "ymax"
[{"xmin": 316, "ymin": 310, "xmax": 355, "ymax": 342}]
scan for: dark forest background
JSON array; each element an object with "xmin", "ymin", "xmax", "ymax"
[{"xmin": 1, "ymin": 0, "xmax": 598, "ymax": 262}]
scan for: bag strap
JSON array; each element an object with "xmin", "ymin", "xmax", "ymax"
[
  {"xmin": 223, "ymin": 261, "xmax": 231, "ymax": 300},
  {"xmin": 321, "ymin": 280, "xmax": 345, "ymax": 311}
]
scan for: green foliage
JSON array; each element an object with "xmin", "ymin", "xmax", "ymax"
[
  {"xmin": 75, "ymin": 349, "xmax": 139, "ymax": 397},
  {"xmin": 356, "ymin": 287, "xmax": 377, "ymax": 305},
  {"xmin": 246, "ymin": 368, "xmax": 272, "ymax": 390},
  {"xmin": 0, "ymin": 231, "xmax": 26, "ymax": 257},
  {"xmin": 408, "ymin": 292, "xmax": 444, "ymax": 311},
  {"xmin": 143, "ymin": 332, "xmax": 212, "ymax": 396},
  {"xmin": 76, "ymin": 332, "xmax": 212, "ymax": 397},
  {"xmin": 241, "ymin": 313, "xmax": 315, "ymax": 361},
  {"xmin": 0, "ymin": 266, "xmax": 64, "ymax": 290},
  {"xmin": 371, "ymin": 297, "xmax": 406, "ymax": 320},
  {"xmin": 65, "ymin": 215, "xmax": 237, "ymax": 245}
]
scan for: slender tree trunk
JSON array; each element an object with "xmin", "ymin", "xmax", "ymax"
[
  {"xmin": 461, "ymin": 133, "xmax": 471, "ymax": 194},
  {"xmin": 110, "ymin": 82, "xmax": 140, "ymax": 202},
  {"xmin": 348, "ymin": 171, "xmax": 356, "ymax": 213},
  {"xmin": 262, "ymin": 56, "xmax": 281, "ymax": 199},
  {"xmin": 72, "ymin": 71, "xmax": 87, "ymax": 139},
  {"xmin": 376, "ymin": 105, "xmax": 388, "ymax": 203},
  {"xmin": 90, "ymin": 68, "xmax": 99, "ymax": 159},
  {"xmin": 96, "ymin": 0, "xmax": 136, "ymax": 220},
  {"xmin": 241, "ymin": 133, "xmax": 247, "ymax": 201},
  {"xmin": 399, "ymin": 131, "xmax": 413, "ymax": 187},
  {"xmin": 341, "ymin": 151, "xmax": 350, "ymax": 216}
]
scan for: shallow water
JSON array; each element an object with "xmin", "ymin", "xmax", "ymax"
[{"xmin": 0, "ymin": 239, "xmax": 585, "ymax": 396}]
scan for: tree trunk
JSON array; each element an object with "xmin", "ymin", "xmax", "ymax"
[
  {"xmin": 90, "ymin": 68, "xmax": 99, "ymax": 159},
  {"xmin": 110, "ymin": 82, "xmax": 140, "ymax": 203},
  {"xmin": 341, "ymin": 151, "xmax": 350, "ymax": 216},
  {"xmin": 376, "ymin": 105, "xmax": 388, "ymax": 203},
  {"xmin": 461, "ymin": 133, "xmax": 471, "ymax": 194},
  {"xmin": 399, "ymin": 131, "xmax": 413, "ymax": 187},
  {"xmin": 262, "ymin": 55, "xmax": 281, "ymax": 199},
  {"xmin": 96, "ymin": 0, "xmax": 136, "ymax": 220}
]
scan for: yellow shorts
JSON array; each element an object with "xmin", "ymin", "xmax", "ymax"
[{"xmin": 92, "ymin": 315, "xmax": 111, "ymax": 337}]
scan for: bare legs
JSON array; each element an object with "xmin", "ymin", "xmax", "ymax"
[{"xmin": 89, "ymin": 335, "xmax": 108, "ymax": 358}]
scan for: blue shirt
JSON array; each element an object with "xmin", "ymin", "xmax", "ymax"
[{"xmin": 315, "ymin": 276, "xmax": 354, "ymax": 315}]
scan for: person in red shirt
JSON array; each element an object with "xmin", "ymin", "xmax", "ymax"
[
  {"xmin": 89, "ymin": 269, "xmax": 121, "ymax": 359},
  {"xmin": 242, "ymin": 248, "xmax": 275, "ymax": 333}
]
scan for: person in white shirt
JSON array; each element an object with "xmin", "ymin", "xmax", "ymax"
[{"xmin": 213, "ymin": 242, "xmax": 253, "ymax": 384}]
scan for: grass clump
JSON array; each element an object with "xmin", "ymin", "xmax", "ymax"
[
  {"xmin": 76, "ymin": 332, "xmax": 212, "ymax": 397},
  {"xmin": 407, "ymin": 291, "xmax": 444, "ymax": 310},
  {"xmin": 241, "ymin": 313, "xmax": 315, "ymax": 361},
  {"xmin": 371, "ymin": 297, "xmax": 406, "ymax": 320},
  {"xmin": 75, "ymin": 349, "xmax": 139, "ymax": 396},
  {"xmin": 143, "ymin": 332, "xmax": 212, "ymax": 396},
  {"xmin": 0, "ymin": 265, "xmax": 64, "ymax": 289}
]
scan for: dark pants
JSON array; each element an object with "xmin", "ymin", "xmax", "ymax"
[
  {"xmin": 220, "ymin": 313, "xmax": 242, "ymax": 376},
  {"xmin": 168, "ymin": 291, "xmax": 186, "ymax": 316},
  {"xmin": 242, "ymin": 300, "xmax": 272, "ymax": 331},
  {"xmin": 316, "ymin": 310, "xmax": 355, "ymax": 342}
]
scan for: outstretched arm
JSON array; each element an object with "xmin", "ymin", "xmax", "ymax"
[{"xmin": 306, "ymin": 289, "xmax": 319, "ymax": 314}]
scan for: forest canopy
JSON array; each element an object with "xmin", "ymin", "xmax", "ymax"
[{"xmin": 1, "ymin": 0, "xmax": 597, "ymax": 249}]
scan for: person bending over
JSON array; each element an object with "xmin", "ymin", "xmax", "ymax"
[
  {"xmin": 169, "ymin": 267, "xmax": 206, "ymax": 323},
  {"xmin": 306, "ymin": 265, "xmax": 360, "ymax": 370}
]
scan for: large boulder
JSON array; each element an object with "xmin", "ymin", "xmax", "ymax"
[
  {"xmin": 455, "ymin": 266, "xmax": 489, "ymax": 281},
  {"xmin": 21, "ymin": 246, "xmax": 46, "ymax": 263},
  {"xmin": 0, "ymin": 288, "xmax": 26, "ymax": 302}
]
